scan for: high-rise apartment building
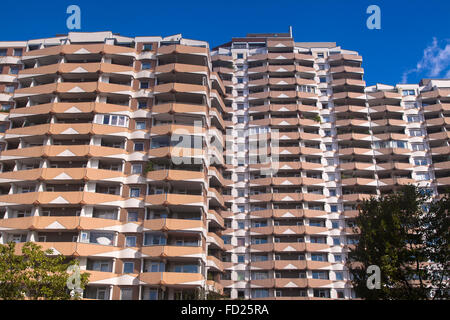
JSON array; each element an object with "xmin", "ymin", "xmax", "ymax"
[{"xmin": 0, "ymin": 31, "xmax": 448, "ymax": 300}]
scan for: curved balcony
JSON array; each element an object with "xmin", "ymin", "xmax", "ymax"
[
  {"xmin": 0, "ymin": 191, "xmax": 122, "ymax": 206},
  {"xmin": 4, "ymin": 123, "xmax": 128, "ymax": 139},
  {"xmin": 9, "ymin": 102, "xmax": 130, "ymax": 119},
  {"xmin": 0, "ymin": 145, "xmax": 126, "ymax": 161},
  {"xmin": 141, "ymin": 245, "xmax": 203, "ymax": 258},
  {"xmin": 155, "ymin": 63, "xmax": 208, "ymax": 76},
  {"xmin": 151, "ymin": 102, "xmax": 207, "ymax": 116},
  {"xmin": 140, "ymin": 272, "xmax": 204, "ymax": 287},
  {"xmin": 144, "ymin": 193, "xmax": 206, "ymax": 207},
  {"xmin": 156, "ymin": 44, "xmax": 208, "ymax": 56},
  {"xmin": 0, "ymin": 167, "xmax": 123, "ymax": 183}
]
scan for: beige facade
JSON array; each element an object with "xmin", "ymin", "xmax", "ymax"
[{"xmin": 0, "ymin": 31, "xmax": 448, "ymax": 300}]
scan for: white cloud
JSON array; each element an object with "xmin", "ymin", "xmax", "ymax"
[{"xmin": 401, "ymin": 37, "xmax": 450, "ymax": 83}]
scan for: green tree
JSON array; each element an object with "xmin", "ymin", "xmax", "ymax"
[
  {"xmin": 347, "ymin": 185, "xmax": 449, "ymax": 300},
  {"xmin": 0, "ymin": 242, "xmax": 90, "ymax": 300}
]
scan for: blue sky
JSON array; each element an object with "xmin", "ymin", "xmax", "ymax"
[{"xmin": 1, "ymin": 0, "xmax": 449, "ymax": 86}]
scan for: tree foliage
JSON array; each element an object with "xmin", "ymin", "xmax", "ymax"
[
  {"xmin": 0, "ymin": 242, "xmax": 90, "ymax": 300},
  {"xmin": 347, "ymin": 185, "xmax": 449, "ymax": 299}
]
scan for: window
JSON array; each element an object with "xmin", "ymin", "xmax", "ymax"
[
  {"xmin": 237, "ymin": 205, "xmax": 245, "ymax": 213},
  {"xmin": 237, "ymin": 53, "xmax": 244, "ymax": 59},
  {"xmin": 416, "ymin": 172, "xmax": 430, "ymax": 181},
  {"xmin": 127, "ymin": 211, "xmax": 138, "ymax": 222},
  {"xmin": 299, "ymin": 85, "xmax": 315, "ymax": 93},
  {"xmin": 411, "ymin": 143, "xmax": 425, "ymax": 151},
  {"xmin": 140, "ymin": 81, "xmax": 149, "ymax": 89},
  {"xmin": 237, "ymin": 103, "xmax": 244, "ymax": 110},
  {"xmin": 311, "ymin": 254, "xmax": 326, "ymax": 261},
  {"xmin": 237, "ymin": 78, "xmax": 244, "ymax": 84},
  {"xmin": 312, "ymin": 271, "xmax": 329, "ymax": 279},
  {"xmin": 9, "ymin": 66, "xmax": 19, "ymax": 75},
  {"xmin": 237, "ymin": 174, "xmax": 245, "ymax": 182},
  {"xmin": 120, "ymin": 288, "xmax": 133, "ymax": 300},
  {"xmin": 404, "ymin": 102, "xmax": 417, "ymax": 109},
  {"xmin": 337, "ymin": 290, "xmax": 345, "ymax": 299},
  {"xmin": 143, "ymin": 233, "xmax": 166, "ymax": 246},
  {"xmin": 101, "ymin": 114, "xmax": 128, "ymax": 127},
  {"xmin": 325, "ymin": 144, "xmax": 333, "ymax": 151},
  {"xmin": 326, "ymin": 158, "xmax": 334, "ymax": 165},
  {"xmin": 329, "ymin": 189, "xmax": 337, "ymax": 197},
  {"xmin": 236, "ymin": 64, "xmax": 244, "ymax": 71},
  {"xmin": 132, "ymin": 164, "xmax": 142, "ymax": 174},
  {"xmin": 138, "ymin": 101, "xmax": 147, "ymax": 109},
  {"xmin": 0, "ymin": 49, "xmax": 7, "ymax": 56},
  {"xmin": 237, "ymin": 254, "xmax": 245, "ymax": 263},
  {"xmin": 334, "ymin": 254, "xmax": 342, "ymax": 262},
  {"xmin": 331, "ymin": 220, "xmax": 339, "ymax": 228},
  {"xmin": 237, "ymin": 271, "xmax": 245, "ymax": 281},
  {"xmin": 134, "ymin": 142, "xmax": 144, "ymax": 152},
  {"xmin": 328, "ymin": 173, "xmax": 335, "ymax": 181},
  {"xmin": 335, "ymin": 271, "xmax": 344, "ymax": 281},
  {"xmin": 318, "ymin": 64, "xmax": 325, "ymax": 70},
  {"xmin": 319, "ymin": 77, "xmax": 327, "ymax": 83},
  {"xmin": 407, "ymin": 115, "xmax": 421, "ymax": 123},
  {"xmin": 143, "ymin": 43, "xmax": 153, "ymax": 51},
  {"xmin": 324, "ymin": 130, "xmax": 332, "ymax": 137},
  {"xmin": 13, "ymin": 48, "xmax": 23, "ymax": 56},
  {"xmin": 5, "ymin": 86, "xmax": 14, "ymax": 93},
  {"xmin": 136, "ymin": 121, "xmax": 146, "ymax": 130},
  {"xmin": 330, "ymin": 205, "xmax": 338, "ymax": 213},
  {"xmin": 253, "ymin": 289, "xmax": 269, "ymax": 298},
  {"xmin": 414, "ymin": 158, "xmax": 427, "ymax": 166},
  {"xmin": 130, "ymin": 188, "xmax": 140, "ymax": 197},
  {"xmin": 402, "ymin": 89, "xmax": 415, "ymax": 96},
  {"xmin": 237, "ymin": 116, "xmax": 245, "ymax": 124},
  {"xmin": 123, "ymin": 262, "xmax": 134, "ymax": 273},
  {"xmin": 317, "ymin": 53, "xmax": 324, "ymax": 58},
  {"xmin": 237, "ymin": 237, "xmax": 245, "ymax": 246},
  {"xmin": 141, "ymin": 62, "xmax": 151, "ymax": 70},
  {"xmin": 238, "ymin": 222, "xmax": 245, "ymax": 229},
  {"xmin": 333, "ymin": 237, "xmax": 341, "ymax": 246},
  {"xmin": 410, "ymin": 129, "xmax": 423, "ymax": 137},
  {"xmin": 222, "ymin": 235, "xmax": 231, "ymax": 244}
]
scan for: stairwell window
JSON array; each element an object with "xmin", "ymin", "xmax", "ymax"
[
  {"xmin": 120, "ymin": 288, "xmax": 133, "ymax": 300},
  {"xmin": 407, "ymin": 115, "xmax": 421, "ymax": 123},
  {"xmin": 126, "ymin": 236, "xmax": 137, "ymax": 247},
  {"xmin": 415, "ymin": 172, "xmax": 430, "ymax": 181},
  {"xmin": 402, "ymin": 89, "xmax": 416, "ymax": 96},
  {"xmin": 410, "ymin": 129, "xmax": 423, "ymax": 137},
  {"xmin": 140, "ymin": 81, "xmax": 149, "ymax": 89},
  {"xmin": 414, "ymin": 158, "xmax": 428, "ymax": 166},
  {"xmin": 136, "ymin": 121, "xmax": 146, "ymax": 130},
  {"xmin": 130, "ymin": 188, "xmax": 141, "ymax": 197},
  {"xmin": 9, "ymin": 66, "xmax": 19, "ymax": 75},
  {"xmin": 13, "ymin": 48, "xmax": 22, "ymax": 56},
  {"xmin": 142, "ymin": 44, "xmax": 153, "ymax": 51},
  {"xmin": 134, "ymin": 142, "xmax": 144, "ymax": 152},
  {"xmin": 141, "ymin": 62, "xmax": 151, "ymax": 70},
  {"xmin": 411, "ymin": 143, "xmax": 425, "ymax": 151}
]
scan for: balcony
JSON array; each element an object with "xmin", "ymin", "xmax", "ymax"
[{"xmin": 140, "ymin": 272, "xmax": 204, "ymax": 287}]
